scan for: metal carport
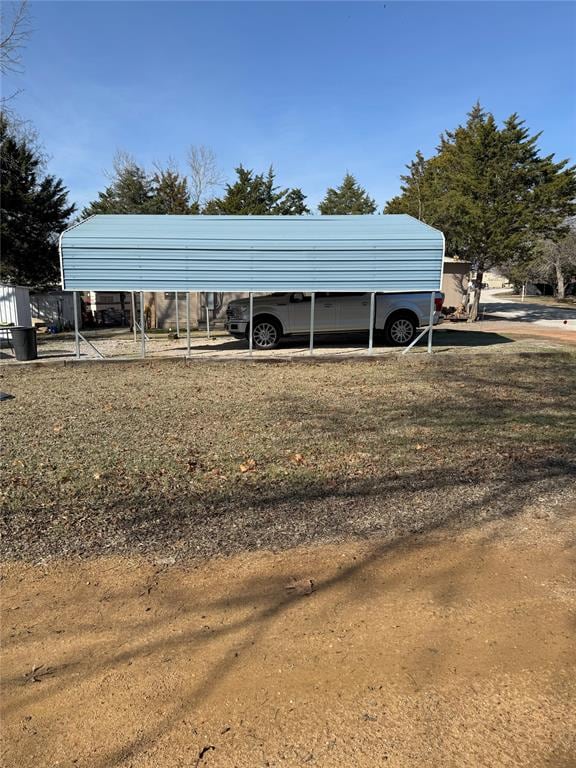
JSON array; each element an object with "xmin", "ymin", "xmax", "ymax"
[{"xmin": 59, "ymin": 214, "xmax": 445, "ymax": 358}]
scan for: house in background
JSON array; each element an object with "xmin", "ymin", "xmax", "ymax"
[
  {"xmin": 441, "ymin": 258, "xmax": 470, "ymax": 310},
  {"xmin": 144, "ymin": 292, "xmax": 243, "ymax": 330},
  {"xmin": 483, "ymin": 269, "xmax": 511, "ymax": 289}
]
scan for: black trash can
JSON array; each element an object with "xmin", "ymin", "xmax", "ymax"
[{"xmin": 11, "ymin": 326, "xmax": 38, "ymax": 361}]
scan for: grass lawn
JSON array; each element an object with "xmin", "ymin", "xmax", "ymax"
[{"xmin": 2, "ymin": 352, "xmax": 575, "ymax": 560}]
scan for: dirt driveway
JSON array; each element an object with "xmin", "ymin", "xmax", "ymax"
[
  {"xmin": 481, "ymin": 288, "xmax": 576, "ymax": 329},
  {"xmin": 2, "ymin": 510, "xmax": 575, "ymax": 768}
]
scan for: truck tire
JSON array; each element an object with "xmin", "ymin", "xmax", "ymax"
[
  {"xmin": 384, "ymin": 312, "xmax": 418, "ymax": 347},
  {"xmin": 250, "ymin": 317, "xmax": 282, "ymax": 350}
]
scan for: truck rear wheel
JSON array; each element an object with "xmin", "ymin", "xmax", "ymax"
[{"xmin": 384, "ymin": 313, "xmax": 418, "ymax": 347}]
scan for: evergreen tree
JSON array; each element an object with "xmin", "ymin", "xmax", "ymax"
[
  {"xmin": 384, "ymin": 104, "xmax": 576, "ymax": 319},
  {"xmin": 275, "ymin": 187, "xmax": 310, "ymax": 215},
  {"xmin": 203, "ymin": 165, "xmax": 309, "ymax": 215},
  {"xmin": 150, "ymin": 165, "xmax": 192, "ymax": 214},
  {"xmin": 385, "ymin": 151, "xmax": 434, "ymax": 222},
  {"xmin": 0, "ymin": 112, "xmax": 76, "ymax": 287},
  {"xmin": 318, "ymin": 173, "xmax": 376, "ymax": 215},
  {"xmin": 82, "ymin": 152, "xmax": 154, "ymax": 217}
]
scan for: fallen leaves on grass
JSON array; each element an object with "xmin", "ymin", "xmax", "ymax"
[{"xmin": 239, "ymin": 459, "xmax": 257, "ymax": 473}]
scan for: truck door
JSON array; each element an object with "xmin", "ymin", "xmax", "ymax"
[
  {"xmin": 337, "ymin": 293, "xmax": 371, "ymax": 331},
  {"xmin": 288, "ymin": 293, "xmax": 338, "ymax": 333}
]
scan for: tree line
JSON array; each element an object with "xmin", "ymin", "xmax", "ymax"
[
  {"xmin": 81, "ymin": 151, "xmax": 376, "ymax": 218},
  {"xmin": 1, "ymin": 103, "xmax": 575, "ymax": 311}
]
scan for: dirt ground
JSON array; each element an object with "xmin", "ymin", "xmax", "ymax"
[{"xmin": 2, "ymin": 509, "xmax": 575, "ymax": 768}]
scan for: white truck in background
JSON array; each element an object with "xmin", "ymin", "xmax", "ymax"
[{"xmin": 225, "ymin": 292, "xmax": 444, "ymax": 349}]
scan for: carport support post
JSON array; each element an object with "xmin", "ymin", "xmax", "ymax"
[
  {"xmin": 140, "ymin": 291, "xmax": 145, "ymax": 359},
  {"xmin": 131, "ymin": 291, "xmax": 137, "ymax": 342},
  {"xmin": 309, "ymin": 293, "xmax": 315, "ymax": 355},
  {"xmin": 186, "ymin": 292, "xmax": 191, "ymax": 357},
  {"xmin": 427, "ymin": 292, "xmax": 435, "ymax": 354},
  {"xmin": 368, "ymin": 292, "xmax": 375, "ymax": 354},
  {"xmin": 206, "ymin": 294, "xmax": 210, "ymax": 340},
  {"xmin": 248, "ymin": 292, "xmax": 253, "ymax": 357},
  {"xmin": 73, "ymin": 291, "xmax": 80, "ymax": 359},
  {"xmin": 175, "ymin": 292, "xmax": 180, "ymax": 337}
]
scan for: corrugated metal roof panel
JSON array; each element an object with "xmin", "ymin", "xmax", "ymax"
[{"xmin": 60, "ymin": 214, "xmax": 444, "ymax": 292}]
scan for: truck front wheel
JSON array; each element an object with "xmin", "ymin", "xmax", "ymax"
[
  {"xmin": 250, "ymin": 317, "xmax": 282, "ymax": 350},
  {"xmin": 384, "ymin": 313, "xmax": 418, "ymax": 347}
]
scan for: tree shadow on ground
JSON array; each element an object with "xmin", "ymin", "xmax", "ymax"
[
  {"xmin": 4, "ymin": 470, "xmax": 574, "ymax": 767},
  {"xmin": 482, "ymin": 299, "xmax": 576, "ymax": 322}
]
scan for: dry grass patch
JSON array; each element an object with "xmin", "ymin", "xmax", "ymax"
[{"xmin": 1, "ymin": 353, "xmax": 575, "ymax": 560}]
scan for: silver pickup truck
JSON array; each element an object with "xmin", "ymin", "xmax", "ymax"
[{"xmin": 225, "ymin": 292, "xmax": 444, "ymax": 349}]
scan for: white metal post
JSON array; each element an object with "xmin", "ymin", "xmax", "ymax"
[
  {"xmin": 368, "ymin": 292, "xmax": 375, "ymax": 353},
  {"xmin": 186, "ymin": 292, "xmax": 191, "ymax": 357},
  {"xmin": 206, "ymin": 293, "xmax": 211, "ymax": 340},
  {"xmin": 309, "ymin": 293, "xmax": 315, "ymax": 355},
  {"xmin": 73, "ymin": 291, "xmax": 80, "ymax": 359},
  {"xmin": 402, "ymin": 293, "xmax": 436, "ymax": 357},
  {"xmin": 140, "ymin": 291, "xmax": 145, "ymax": 359},
  {"xmin": 175, "ymin": 292, "xmax": 180, "ymax": 337},
  {"xmin": 131, "ymin": 291, "xmax": 137, "ymax": 342},
  {"xmin": 248, "ymin": 292, "xmax": 253, "ymax": 357},
  {"xmin": 427, "ymin": 291, "xmax": 435, "ymax": 354}
]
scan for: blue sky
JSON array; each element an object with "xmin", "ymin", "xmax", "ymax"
[{"xmin": 4, "ymin": 1, "xmax": 575, "ymax": 212}]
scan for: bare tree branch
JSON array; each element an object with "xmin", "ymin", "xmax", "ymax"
[
  {"xmin": 0, "ymin": 1, "xmax": 31, "ymax": 74},
  {"xmin": 152, "ymin": 155, "xmax": 180, "ymax": 176},
  {"xmin": 101, "ymin": 149, "xmax": 138, "ymax": 182},
  {"xmin": 187, "ymin": 145, "xmax": 224, "ymax": 206}
]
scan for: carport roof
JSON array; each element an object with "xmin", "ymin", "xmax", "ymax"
[{"xmin": 60, "ymin": 214, "xmax": 445, "ymax": 293}]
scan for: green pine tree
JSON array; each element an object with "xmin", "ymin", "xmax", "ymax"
[
  {"xmin": 0, "ymin": 112, "xmax": 76, "ymax": 287},
  {"xmin": 318, "ymin": 173, "xmax": 376, "ymax": 214},
  {"xmin": 384, "ymin": 103, "xmax": 576, "ymax": 319},
  {"xmin": 385, "ymin": 151, "xmax": 434, "ymax": 222},
  {"xmin": 150, "ymin": 165, "xmax": 192, "ymax": 214},
  {"xmin": 274, "ymin": 187, "xmax": 310, "ymax": 215},
  {"xmin": 203, "ymin": 165, "xmax": 309, "ymax": 215},
  {"xmin": 82, "ymin": 152, "xmax": 154, "ymax": 217}
]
